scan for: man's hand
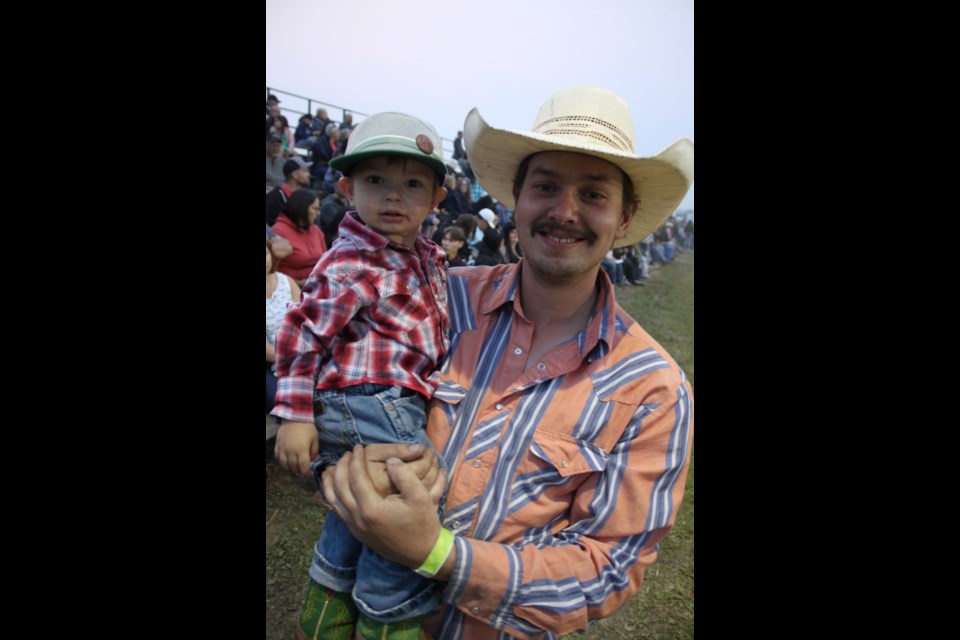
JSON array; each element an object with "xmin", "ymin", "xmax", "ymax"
[
  {"xmin": 358, "ymin": 443, "xmax": 440, "ymax": 498},
  {"xmin": 322, "ymin": 445, "xmax": 446, "ymax": 568}
]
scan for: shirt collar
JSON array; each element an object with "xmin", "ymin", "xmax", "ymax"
[
  {"xmin": 338, "ymin": 211, "xmax": 445, "ymax": 263},
  {"xmin": 480, "ymin": 263, "xmax": 619, "ymax": 359}
]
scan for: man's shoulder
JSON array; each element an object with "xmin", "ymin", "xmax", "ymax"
[{"xmin": 447, "ymin": 263, "xmax": 513, "ymax": 290}]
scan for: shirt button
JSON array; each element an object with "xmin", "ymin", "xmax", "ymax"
[
  {"xmin": 452, "ymin": 521, "xmax": 460, "ymax": 529},
  {"xmin": 514, "ymin": 347, "xmax": 523, "ymax": 355},
  {"xmin": 495, "ymin": 403, "xmax": 504, "ymax": 410},
  {"xmin": 471, "ymin": 606, "xmax": 479, "ymax": 615},
  {"xmin": 385, "ymin": 403, "xmax": 395, "ymax": 412},
  {"xmin": 488, "ymin": 614, "xmax": 496, "ymax": 621},
  {"xmin": 537, "ymin": 363, "xmax": 546, "ymax": 371},
  {"xmin": 473, "ymin": 459, "xmax": 481, "ymax": 468},
  {"xmin": 562, "ymin": 460, "xmax": 569, "ymax": 468}
]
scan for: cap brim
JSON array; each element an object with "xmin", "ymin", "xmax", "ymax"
[
  {"xmin": 331, "ymin": 150, "xmax": 446, "ymax": 183},
  {"xmin": 464, "ymin": 108, "xmax": 694, "ymax": 247}
]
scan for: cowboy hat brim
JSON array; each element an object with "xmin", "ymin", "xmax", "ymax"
[{"xmin": 464, "ymin": 107, "xmax": 694, "ymax": 248}]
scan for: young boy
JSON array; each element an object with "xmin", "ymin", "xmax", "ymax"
[{"xmin": 272, "ymin": 112, "xmax": 450, "ymax": 640}]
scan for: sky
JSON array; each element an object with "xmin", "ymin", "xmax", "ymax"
[{"xmin": 266, "ymin": 0, "xmax": 694, "ymax": 211}]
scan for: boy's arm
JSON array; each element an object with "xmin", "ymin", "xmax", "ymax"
[{"xmin": 270, "ymin": 267, "xmax": 368, "ymax": 425}]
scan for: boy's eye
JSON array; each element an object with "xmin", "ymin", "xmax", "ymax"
[
  {"xmin": 584, "ymin": 191, "xmax": 606, "ymax": 201},
  {"xmin": 406, "ymin": 179, "xmax": 423, "ymax": 188},
  {"xmin": 533, "ymin": 183, "xmax": 557, "ymax": 194},
  {"xmin": 365, "ymin": 175, "xmax": 384, "ymax": 184}
]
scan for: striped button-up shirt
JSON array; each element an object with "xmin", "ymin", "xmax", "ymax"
[
  {"xmin": 271, "ymin": 211, "xmax": 450, "ymax": 424},
  {"xmin": 424, "ymin": 263, "xmax": 693, "ymax": 639}
]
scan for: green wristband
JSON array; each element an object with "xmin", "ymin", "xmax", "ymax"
[{"xmin": 414, "ymin": 527, "xmax": 454, "ymax": 578}]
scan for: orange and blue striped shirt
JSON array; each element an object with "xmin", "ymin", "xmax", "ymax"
[{"xmin": 424, "ymin": 262, "xmax": 693, "ymax": 639}]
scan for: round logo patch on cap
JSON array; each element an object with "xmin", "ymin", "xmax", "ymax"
[{"xmin": 415, "ymin": 134, "xmax": 434, "ymax": 155}]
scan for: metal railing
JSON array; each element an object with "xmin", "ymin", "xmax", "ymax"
[{"xmin": 267, "ymin": 86, "xmax": 455, "ymax": 159}]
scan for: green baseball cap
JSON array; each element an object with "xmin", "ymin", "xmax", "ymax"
[{"xmin": 330, "ymin": 111, "xmax": 447, "ymax": 183}]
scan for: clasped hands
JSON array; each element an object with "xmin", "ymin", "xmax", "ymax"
[{"xmin": 321, "ymin": 443, "xmax": 447, "ymax": 570}]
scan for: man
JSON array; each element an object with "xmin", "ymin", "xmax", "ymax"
[
  {"xmin": 267, "ymin": 156, "xmax": 313, "ymax": 226},
  {"xmin": 265, "ymin": 133, "xmax": 286, "ymax": 189},
  {"xmin": 315, "ymin": 85, "xmax": 694, "ymax": 639},
  {"xmin": 452, "ymin": 130, "xmax": 465, "ymax": 160},
  {"xmin": 339, "ymin": 111, "xmax": 354, "ymax": 131}
]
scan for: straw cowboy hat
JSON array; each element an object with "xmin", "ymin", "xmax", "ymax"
[{"xmin": 463, "ymin": 85, "xmax": 694, "ymax": 248}]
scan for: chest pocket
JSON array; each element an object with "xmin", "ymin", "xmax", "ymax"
[
  {"xmin": 371, "ymin": 271, "xmax": 429, "ymax": 332},
  {"xmin": 504, "ymin": 429, "xmax": 610, "ymax": 527}
]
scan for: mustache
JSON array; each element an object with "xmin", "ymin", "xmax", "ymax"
[{"xmin": 530, "ymin": 221, "xmax": 595, "ymax": 242}]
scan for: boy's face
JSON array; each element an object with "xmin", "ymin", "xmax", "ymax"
[{"xmin": 340, "ymin": 157, "xmax": 447, "ymax": 247}]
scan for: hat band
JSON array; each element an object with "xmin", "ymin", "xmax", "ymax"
[
  {"xmin": 533, "ymin": 115, "xmax": 633, "ymax": 152},
  {"xmin": 350, "ymin": 134, "xmax": 438, "ymax": 158}
]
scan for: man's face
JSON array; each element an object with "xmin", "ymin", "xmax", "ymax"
[
  {"xmin": 267, "ymin": 139, "xmax": 282, "ymax": 158},
  {"xmin": 292, "ymin": 167, "xmax": 311, "ymax": 187},
  {"xmin": 513, "ymin": 151, "xmax": 632, "ymax": 283}
]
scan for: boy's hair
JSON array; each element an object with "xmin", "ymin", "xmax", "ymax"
[{"xmin": 343, "ymin": 155, "xmax": 445, "ymax": 189}]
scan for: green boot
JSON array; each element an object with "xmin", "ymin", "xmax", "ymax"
[
  {"xmin": 295, "ymin": 581, "xmax": 358, "ymax": 640},
  {"xmin": 353, "ymin": 614, "xmax": 430, "ymax": 640}
]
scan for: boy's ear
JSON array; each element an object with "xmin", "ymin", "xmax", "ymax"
[
  {"xmin": 339, "ymin": 176, "xmax": 354, "ymax": 200},
  {"xmin": 432, "ymin": 186, "xmax": 447, "ymax": 210}
]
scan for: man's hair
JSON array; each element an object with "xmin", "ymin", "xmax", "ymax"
[
  {"xmin": 511, "ymin": 152, "xmax": 639, "ymax": 221},
  {"xmin": 283, "ymin": 189, "xmax": 319, "ymax": 230}
]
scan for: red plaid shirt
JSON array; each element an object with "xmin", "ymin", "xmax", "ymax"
[{"xmin": 271, "ymin": 211, "xmax": 450, "ymax": 424}]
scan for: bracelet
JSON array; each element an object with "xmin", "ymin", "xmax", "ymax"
[{"xmin": 414, "ymin": 527, "xmax": 455, "ymax": 578}]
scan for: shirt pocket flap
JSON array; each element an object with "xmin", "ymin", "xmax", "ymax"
[
  {"xmin": 530, "ymin": 430, "xmax": 609, "ymax": 478},
  {"xmin": 375, "ymin": 272, "xmax": 415, "ymax": 298}
]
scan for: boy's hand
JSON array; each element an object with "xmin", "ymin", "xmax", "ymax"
[
  {"xmin": 274, "ymin": 420, "xmax": 318, "ymax": 477},
  {"xmin": 359, "ymin": 443, "xmax": 440, "ymax": 497}
]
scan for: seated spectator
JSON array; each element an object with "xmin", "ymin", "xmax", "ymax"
[
  {"xmin": 473, "ymin": 208, "xmax": 504, "ymax": 266},
  {"xmin": 501, "ymin": 221, "xmax": 522, "ymax": 264},
  {"xmin": 440, "ymin": 225, "xmax": 468, "ymax": 268},
  {"xmin": 601, "ymin": 250, "xmax": 625, "ymax": 285},
  {"xmin": 266, "ymin": 239, "xmax": 301, "ymax": 413},
  {"xmin": 294, "ymin": 113, "xmax": 314, "ymax": 147},
  {"xmin": 267, "ymin": 157, "xmax": 313, "ymax": 226},
  {"xmin": 265, "ymin": 133, "xmax": 286, "ymax": 189},
  {"xmin": 271, "ymin": 189, "xmax": 327, "ymax": 287},
  {"xmin": 420, "ymin": 213, "xmax": 440, "ymax": 242},
  {"xmin": 454, "ymin": 213, "xmax": 479, "ymax": 265},
  {"xmin": 270, "ymin": 115, "xmax": 297, "ymax": 158},
  {"xmin": 317, "ymin": 181, "xmax": 350, "ymax": 248}
]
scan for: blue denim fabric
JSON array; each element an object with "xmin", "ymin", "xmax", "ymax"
[
  {"xmin": 310, "ymin": 383, "xmax": 433, "ymax": 467},
  {"xmin": 307, "ymin": 383, "xmax": 444, "ymax": 622}
]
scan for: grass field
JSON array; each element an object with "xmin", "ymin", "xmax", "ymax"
[{"xmin": 266, "ymin": 249, "xmax": 694, "ymax": 639}]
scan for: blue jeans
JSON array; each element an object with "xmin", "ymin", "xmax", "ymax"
[{"xmin": 307, "ymin": 383, "xmax": 444, "ymax": 623}]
